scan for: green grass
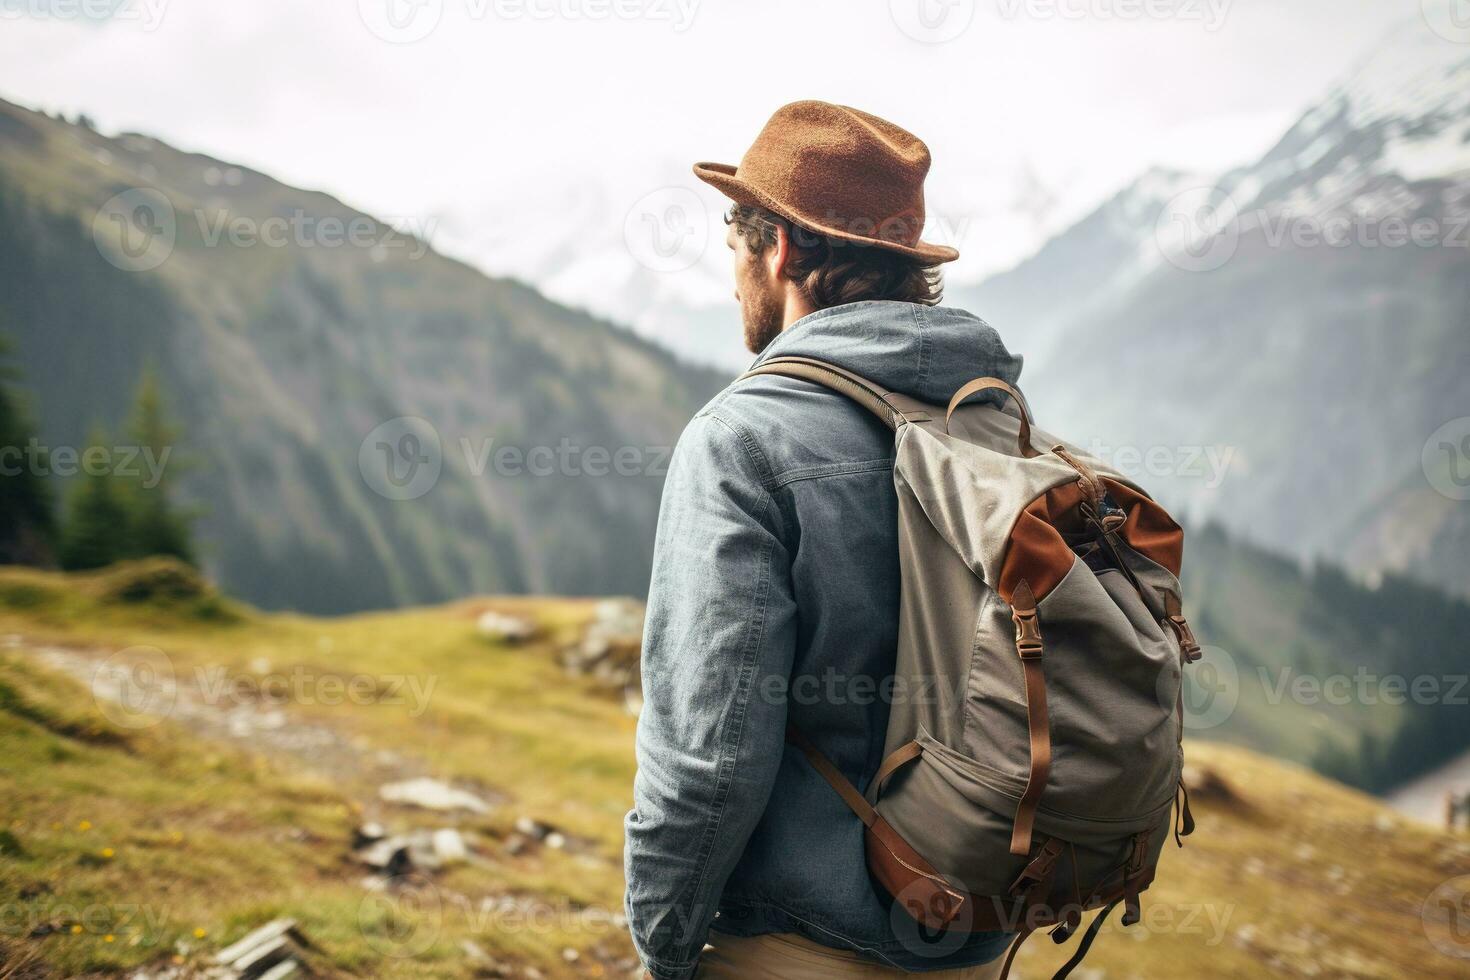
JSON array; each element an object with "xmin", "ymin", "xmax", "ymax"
[
  {"xmin": 0, "ymin": 565, "xmax": 637, "ymax": 978},
  {"xmin": 1, "ymin": 563, "xmax": 1467, "ymax": 978}
]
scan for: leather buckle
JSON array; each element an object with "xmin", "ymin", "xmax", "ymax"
[
  {"xmin": 1013, "ymin": 611, "xmax": 1044, "ymax": 659},
  {"xmin": 1168, "ymin": 615, "xmax": 1202, "ymax": 662},
  {"xmin": 1008, "ymin": 838, "xmax": 1063, "ymax": 897}
]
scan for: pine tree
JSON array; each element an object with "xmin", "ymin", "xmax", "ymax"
[
  {"xmin": 123, "ymin": 369, "xmax": 195, "ymax": 564},
  {"xmin": 0, "ymin": 334, "xmax": 56, "ymax": 565},
  {"xmin": 58, "ymin": 428, "xmax": 133, "ymax": 570}
]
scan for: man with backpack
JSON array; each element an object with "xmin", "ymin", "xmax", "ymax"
[{"xmin": 625, "ymin": 101, "xmax": 1197, "ymax": 980}]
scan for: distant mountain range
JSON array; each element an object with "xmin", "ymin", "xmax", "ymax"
[
  {"xmin": 952, "ymin": 17, "xmax": 1470, "ymax": 598},
  {"xmin": 0, "ymin": 98, "xmax": 727, "ymax": 613}
]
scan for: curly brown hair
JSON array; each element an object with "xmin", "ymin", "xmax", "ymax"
[{"xmin": 724, "ymin": 205, "xmax": 944, "ymax": 309}]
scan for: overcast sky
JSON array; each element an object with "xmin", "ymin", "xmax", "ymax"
[{"xmin": 0, "ymin": 0, "xmax": 1421, "ymax": 284}]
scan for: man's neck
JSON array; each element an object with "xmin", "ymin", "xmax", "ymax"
[{"xmin": 781, "ymin": 290, "xmax": 817, "ymax": 333}]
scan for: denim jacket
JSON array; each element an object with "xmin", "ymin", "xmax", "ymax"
[{"xmin": 625, "ymin": 301, "xmax": 1023, "ymax": 978}]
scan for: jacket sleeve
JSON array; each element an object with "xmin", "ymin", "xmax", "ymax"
[{"xmin": 624, "ymin": 410, "xmax": 798, "ymax": 980}]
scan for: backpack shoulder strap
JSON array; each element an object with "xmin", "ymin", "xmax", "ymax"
[{"xmin": 738, "ymin": 355, "xmax": 932, "ymax": 430}]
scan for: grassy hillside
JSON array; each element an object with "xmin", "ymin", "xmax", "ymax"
[
  {"xmin": 0, "ymin": 97, "xmax": 727, "ymax": 615},
  {"xmin": 0, "ymin": 564, "xmax": 1467, "ymax": 978}
]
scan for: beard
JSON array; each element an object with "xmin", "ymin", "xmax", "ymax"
[{"xmin": 740, "ymin": 280, "xmax": 784, "ymax": 355}]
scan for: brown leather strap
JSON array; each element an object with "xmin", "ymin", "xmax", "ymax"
[
  {"xmin": 1051, "ymin": 445, "xmax": 1105, "ymax": 513},
  {"xmin": 944, "ymin": 377, "xmax": 1040, "ymax": 457},
  {"xmin": 785, "ymin": 725, "xmax": 877, "ymax": 827},
  {"xmin": 741, "ymin": 356, "xmax": 899, "ymax": 430},
  {"xmin": 1010, "ymin": 580, "xmax": 1052, "ymax": 856},
  {"xmin": 1163, "ymin": 591, "xmax": 1202, "ymax": 663},
  {"xmin": 870, "ymin": 740, "xmax": 923, "ymax": 801}
]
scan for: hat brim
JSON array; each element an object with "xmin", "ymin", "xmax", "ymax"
[{"xmin": 693, "ymin": 162, "xmax": 960, "ymax": 265}]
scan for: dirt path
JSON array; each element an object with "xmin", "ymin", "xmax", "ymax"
[{"xmin": 17, "ymin": 637, "xmax": 423, "ymax": 788}]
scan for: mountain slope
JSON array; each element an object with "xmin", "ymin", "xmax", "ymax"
[
  {"xmin": 953, "ymin": 19, "xmax": 1470, "ymax": 597},
  {"xmin": 0, "ymin": 98, "xmax": 728, "ymax": 613},
  {"xmin": 1184, "ymin": 524, "xmax": 1470, "ymax": 795}
]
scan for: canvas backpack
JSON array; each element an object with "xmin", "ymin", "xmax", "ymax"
[{"xmin": 740, "ymin": 355, "xmax": 1202, "ymax": 979}]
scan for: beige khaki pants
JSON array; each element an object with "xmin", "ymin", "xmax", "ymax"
[{"xmin": 695, "ymin": 931, "xmax": 1006, "ymax": 979}]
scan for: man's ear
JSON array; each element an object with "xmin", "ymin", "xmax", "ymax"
[{"xmin": 764, "ymin": 223, "xmax": 791, "ymax": 284}]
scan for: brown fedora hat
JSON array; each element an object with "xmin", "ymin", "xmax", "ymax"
[{"xmin": 694, "ymin": 100, "xmax": 958, "ymax": 264}]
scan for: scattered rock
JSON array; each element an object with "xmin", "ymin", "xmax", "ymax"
[
  {"xmin": 563, "ymin": 599, "xmax": 644, "ymax": 710},
  {"xmin": 353, "ymin": 822, "xmax": 387, "ymax": 849},
  {"xmin": 213, "ymin": 918, "xmax": 312, "ymax": 979},
  {"xmin": 380, "ymin": 777, "xmax": 493, "ymax": 814},
  {"xmin": 355, "ymin": 836, "xmax": 413, "ymax": 875},
  {"xmin": 514, "ymin": 816, "xmax": 557, "ymax": 841},
  {"xmin": 478, "ymin": 611, "xmax": 536, "ymax": 643},
  {"xmin": 355, "ymin": 827, "xmax": 471, "ymax": 875},
  {"xmin": 430, "ymin": 827, "xmax": 469, "ymax": 864}
]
